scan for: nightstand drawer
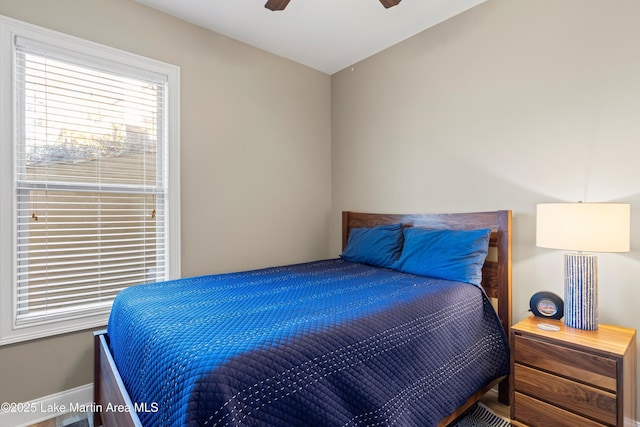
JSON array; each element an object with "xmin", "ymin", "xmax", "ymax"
[
  {"xmin": 514, "ymin": 333, "xmax": 617, "ymax": 391},
  {"xmin": 514, "ymin": 392, "xmax": 607, "ymax": 427},
  {"xmin": 510, "ymin": 318, "xmax": 636, "ymax": 427},
  {"xmin": 514, "ymin": 364, "xmax": 617, "ymax": 425}
]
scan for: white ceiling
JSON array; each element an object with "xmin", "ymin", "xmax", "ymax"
[{"xmin": 134, "ymin": 0, "xmax": 487, "ymax": 75}]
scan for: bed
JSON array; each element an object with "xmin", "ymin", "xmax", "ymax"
[{"xmin": 94, "ymin": 210, "xmax": 512, "ymax": 427}]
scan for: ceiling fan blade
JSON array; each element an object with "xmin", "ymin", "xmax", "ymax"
[
  {"xmin": 379, "ymin": 0, "xmax": 401, "ymax": 8},
  {"xmin": 265, "ymin": 0, "xmax": 291, "ymax": 11}
]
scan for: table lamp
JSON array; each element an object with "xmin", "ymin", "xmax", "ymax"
[{"xmin": 536, "ymin": 203, "xmax": 630, "ymax": 330}]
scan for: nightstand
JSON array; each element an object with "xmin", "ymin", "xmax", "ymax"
[{"xmin": 510, "ymin": 316, "xmax": 637, "ymax": 427}]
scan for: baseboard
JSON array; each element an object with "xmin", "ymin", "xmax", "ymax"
[{"xmin": 0, "ymin": 383, "xmax": 92, "ymax": 427}]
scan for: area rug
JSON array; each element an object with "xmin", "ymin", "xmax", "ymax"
[
  {"xmin": 450, "ymin": 402, "xmax": 511, "ymax": 427},
  {"xmin": 56, "ymin": 403, "xmax": 508, "ymax": 427}
]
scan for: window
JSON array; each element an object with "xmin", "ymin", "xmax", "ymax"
[{"xmin": 0, "ymin": 16, "xmax": 180, "ymax": 344}]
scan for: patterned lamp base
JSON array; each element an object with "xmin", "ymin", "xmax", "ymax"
[{"xmin": 564, "ymin": 253, "xmax": 598, "ymax": 330}]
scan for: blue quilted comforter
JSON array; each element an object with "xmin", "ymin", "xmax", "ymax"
[{"xmin": 107, "ymin": 259, "xmax": 509, "ymax": 427}]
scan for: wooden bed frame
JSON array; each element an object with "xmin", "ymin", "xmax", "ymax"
[
  {"xmin": 342, "ymin": 210, "xmax": 512, "ymax": 426},
  {"xmin": 94, "ymin": 210, "xmax": 512, "ymax": 427}
]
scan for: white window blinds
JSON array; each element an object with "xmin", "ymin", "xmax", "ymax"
[{"xmin": 14, "ymin": 36, "xmax": 169, "ymax": 324}]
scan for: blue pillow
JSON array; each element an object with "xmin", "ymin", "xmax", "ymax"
[
  {"xmin": 341, "ymin": 223, "xmax": 404, "ymax": 268},
  {"xmin": 393, "ymin": 227, "xmax": 491, "ymax": 286}
]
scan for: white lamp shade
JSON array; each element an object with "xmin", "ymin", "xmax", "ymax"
[{"xmin": 536, "ymin": 203, "xmax": 630, "ymax": 253}]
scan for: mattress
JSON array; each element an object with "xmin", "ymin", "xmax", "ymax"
[{"xmin": 107, "ymin": 259, "xmax": 509, "ymax": 426}]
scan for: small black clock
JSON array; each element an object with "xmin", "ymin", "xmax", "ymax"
[{"xmin": 529, "ymin": 291, "xmax": 563, "ymax": 320}]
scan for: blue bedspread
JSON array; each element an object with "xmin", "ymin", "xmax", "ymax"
[{"xmin": 107, "ymin": 259, "xmax": 509, "ymax": 427}]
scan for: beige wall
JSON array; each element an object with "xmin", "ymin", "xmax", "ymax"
[
  {"xmin": 0, "ymin": 0, "xmax": 331, "ymax": 404},
  {"xmin": 331, "ymin": 0, "xmax": 640, "ymax": 416}
]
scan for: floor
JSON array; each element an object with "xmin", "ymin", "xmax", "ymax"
[
  {"xmin": 28, "ymin": 390, "xmax": 511, "ymax": 427},
  {"xmin": 27, "ymin": 412, "xmax": 91, "ymax": 427},
  {"xmin": 480, "ymin": 387, "xmax": 511, "ymax": 420}
]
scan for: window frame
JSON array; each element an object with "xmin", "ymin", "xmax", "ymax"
[{"xmin": 0, "ymin": 15, "xmax": 181, "ymax": 345}]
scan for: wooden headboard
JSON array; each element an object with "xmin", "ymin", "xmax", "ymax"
[{"xmin": 342, "ymin": 210, "xmax": 513, "ymax": 404}]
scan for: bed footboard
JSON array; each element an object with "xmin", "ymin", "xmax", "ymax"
[{"xmin": 94, "ymin": 330, "xmax": 141, "ymax": 427}]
